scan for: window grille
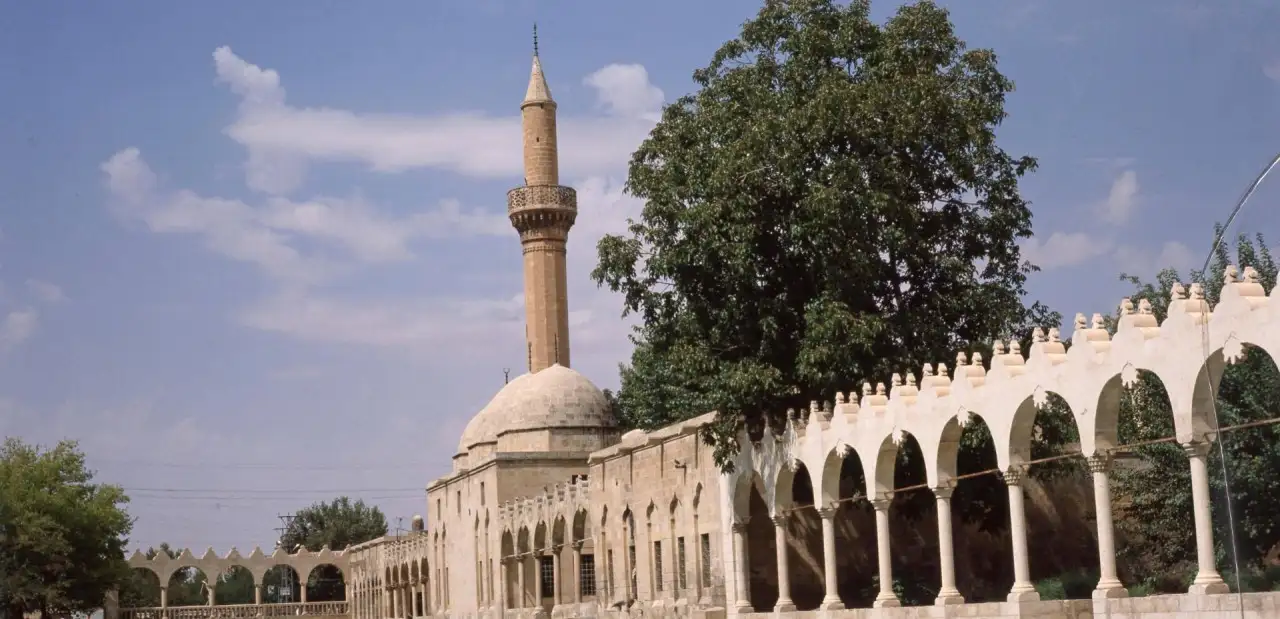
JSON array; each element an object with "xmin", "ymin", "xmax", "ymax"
[
  {"xmin": 700, "ymin": 534, "xmax": 712, "ymax": 583},
  {"xmin": 677, "ymin": 536, "xmax": 688, "ymax": 590},
  {"xmin": 654, "ymin": 541, "xmax": 664, "ymax": 592},
  {"xmin": 539, "ymin": 556, "xmax": 555, "ymax": 599},
  {"xmin": 580, "ymin": 554, "xmax": 597, "ymax": 597}
]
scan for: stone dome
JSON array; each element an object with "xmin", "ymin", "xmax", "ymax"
[
  {"xmin": 455, "ymin": 364, "xmax": 616, "ymax": 455},
  {"xmin": 457, "ymin": 373, "xmax": 532, "ymax": 454}
]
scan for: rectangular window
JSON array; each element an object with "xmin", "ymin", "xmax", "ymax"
[
  {"xmin": 480, "ymin": 482, "xmax": 486, "ymax": 505},
  {"xmin": 580, "ymin": 554, "xmax": 597, "ymax": 597},
  {"xmin": 539, "ymin": 556, "xmax": 556, "ymax": 599},
  {"xmin": 700, "ymin": 533, "xmax": 712, "ymax": 583},
  {"xmin": 456, "ymin": 490, "xmax": 461, "ymax": 515},
  {"xmin": 607, "ymin": 550, "xmax": 615, "ymax": 598},
  {"xmin": 629, "ymin": 545, "xmax": 637, "ymax": 597},
  {"xmin": 677, "ymin": 536, "xmax": 688, "ymax": 591},
  {"xmin": 653, "ymin": 540, "xmax": 664, "ymax": 592}
]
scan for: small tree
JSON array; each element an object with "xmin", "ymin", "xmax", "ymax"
[
  {"xmin": 278, "ymin": 497, "xmax": 388, "ymax": 601},
  {"xmin": 0, "ymin": 438, "xmax": 134, "ymax": 618}
]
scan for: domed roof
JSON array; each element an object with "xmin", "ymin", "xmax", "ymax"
[
  {"xmin": 456, "ymin": 364, "xmax": 616, "ymax": 454},
  {"xmin": 457, "ymin": 373, "xmax": 532, "ymax": 454}
]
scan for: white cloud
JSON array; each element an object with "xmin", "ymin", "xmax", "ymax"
[
  {"xmin": 25, "ymin": 279, "xmax": 65, "ymax": 304},
  {"xmin": 583, "ymin": 64, "xmax": 666, "ymax": 122},
  {"xmin": 1022, "ymin": 232, "xmax": 1114, "ymax": 270},
  {"xmin": 101, "ymin": 148, "xmax": 510, "ymax": 286},
  {"xmin": 211, "ymin": 46, "xmax": 663, "ymax": 196},
  {"xmin": 1114, "ymin": 241, "xmax": 1198, "ymax": 276},
  {"xmin": 1265, "ymin": 59, "xmax": 1280, "ymax": 82},
  {"xmin": 1100, "ymin": 169, "xmax": 1139, "ymax": 224},
  {"xmin": 0, "ymin": 308, "xmax": 38, "ymax": 351}
]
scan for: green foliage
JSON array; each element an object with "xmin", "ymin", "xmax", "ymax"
[
  {"xmin": 279, "ymin": 497, "xmax": 388, "ymax": 601},
  {"xmin": 1112, "ymin": 230, "xmax": 1280, "ymax": 593},
  {"xmin": 117, "ymin": 544, "xmax": 210, "ymax": 608},
  {"xmin": 593, "ymin": 0, "xmax": 1057, "ymax": 469},
  {"xmin": 0, "ymin": 438, "xmax": 134, "ymax": 618}
]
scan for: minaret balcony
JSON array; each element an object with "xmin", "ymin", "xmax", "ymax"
[
  {"xmin": 507, "ymin": 184, "xmax": 577, "ymax": 216},
  {"xmin": 507, "ymin": 185, "xmax": 578, "ymax": 238}
]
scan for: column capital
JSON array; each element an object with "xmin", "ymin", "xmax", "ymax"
[
  {"xmin": 870, "ymin": 496, "xmax": 891, "ymax": 512},
  {"xmin": 1087, "ymin": 453, "xmax": 1113, "ymax": 474},
  {"xmin": 552, "ymin": 543, "xmax": 564, "ymax": 553},
  {"xmin": 571, "ymin": 540, "xmax": 584, "ymax": 552},
  {"xmin": 1002, "ymin": 465, "xmax": 1027, "ymax": 487},
  {"xmin": 932, "ymin": 486, "xmax": 955, "ymax": 500},
  {"xmin": 731, "ymin": 518, "xmax": 750, "ymax": 533},
  {"xmin": 816, "ymin": 506, "xmax": 838, "ymax": 520},
  {"xmin": 1183, "ymin": 440, "xmax": 1212, "ymax": 459},
  {"xmin": 770, "ymin": 514, "xmax": 789, "ymax": 527}
]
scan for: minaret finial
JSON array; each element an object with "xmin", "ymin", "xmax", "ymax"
[{"xmin": 533, "ymin": 23, "xmax": 539, "ymax": 57}]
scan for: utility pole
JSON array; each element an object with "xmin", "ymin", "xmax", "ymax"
[{"xmin": 274, "ymin": 513, "xmax": 297, "ymax": 603}]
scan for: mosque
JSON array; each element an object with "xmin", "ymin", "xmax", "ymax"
[
  {"xmin": 123, "ymin": 39, "xmax": 1280, "ymax": 619},
  {"xmin": 341, "ymin": 41, "xmax": 731, "ymax": 619}
]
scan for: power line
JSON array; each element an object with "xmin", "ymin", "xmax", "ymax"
[
  {"xmin": 122, "ymin": 486, "xmax": 426, "ymax": 494},
  {"xmin": 94, "ymin": 458, "xmax": 437, "ymax": 471}
]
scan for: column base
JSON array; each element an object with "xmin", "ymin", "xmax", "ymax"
[
  {"xmin": 934, "ymin": 590, "xmax": 964, "ymax": 605},
  {"xmin": 1092, "ymin": 581, "xmax": 1128, "ymax": 600},
  {"xmin": 1006, "ymin": 587, "xmax": 1040, "ymax": 603},
  {"xmin": 773, "ymin": 600, "xmax": 796, "ymax": 613},
  {"xmin": 1188, "ymin": 577, "xmax": 1229, "ymax": 596},
  {"xmin": 872, "ymin": 594, "xmax": 901, "ymax": 608},
  {"xmin": 817, "ymin": 597, "xmax": 845, "ymax": 610},
  {"xmin": 734, "ymin": 602, "xmax": 754, "ymax": 613}
]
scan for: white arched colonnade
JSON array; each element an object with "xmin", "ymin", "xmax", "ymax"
[{"xmin": 721, "ymin": 266, "xmax": 1279, "ymax": 612}]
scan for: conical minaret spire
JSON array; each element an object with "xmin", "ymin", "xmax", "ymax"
[{"xmin": 508, "ymin": 32, "xmax": 576, "ymax": 373}]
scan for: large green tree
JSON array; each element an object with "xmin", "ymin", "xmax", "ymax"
[
  {"xmin": 277, "ymin": 497, "xmax": 388, "ymax": 602},
  {"xmin": 593, "ymin": 0, "xmax": 1055, "ymax": 468},
  {"xmin": 0, "ymin": 438, "xmax": 134, "ymax": 618},
  {"xmin": 1111, "ymin": 230, "xmax": 1280, "ymax": 593}
]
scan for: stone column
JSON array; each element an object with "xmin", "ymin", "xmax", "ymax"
[
  {"xmin": 817, "ymin": 507, "xmax": 844, "ymax": 610},
  {"xmin": 1087, "ymin": 454, "xmax": 1127, "ymax": 598},
  {"xmin": 771, "ymin": 515, "xmax": 796, "ymax": 612},
  {"xmin": 1184, "ymin": 441, "xmax": 1229, "ymax": 595},
  {"xmin": 300, "ymin": 581, "xmax": 308, "ymax": 604},
  {"xmin": 501, "ymin": 559, "xmax": 510, "ymax": 610},
  {"xmin": 159, "ymin": 586, "xmax": 168, "ymax": 609},
  {"xmin": 731, "ymin": 520, "xmax": 752, "ymax": 612},
  {"xmin": 517, "ymin": 555, "xmax": 527, "ymax": 608},
  {"xmin": 1004, "ymin": 466, "xmax": 1039, "ymax": 602},
  {"xmin": 206, "ymin": 582, "xmax": 215, "ymax": 606},
  {"xmin": 552, "ymin": 545, "xmax": 564, "ymax": 606},
  {"xmin": 254, "ymin": 583, "xmax": 263, "ymax": 605},
  {"xmin": 870, "ymin": 498, "xmax": 900, "ymax": 608},
  {"xmin": 933, "ymin": 486, "xmax": 964, "ymax": 605},
  {"xmin": 572, "ymin": 542, "xmax": 584, "ymax": 604}
]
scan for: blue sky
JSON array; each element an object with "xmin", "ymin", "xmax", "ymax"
[{"xmin": 0, "ymin": 0, "xmax": 1277, "ymax": 555}]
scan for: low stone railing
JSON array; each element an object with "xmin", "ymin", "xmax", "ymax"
[{"xmin": 121, "ymin": 602, "xmax": 348, "ymax": 619}]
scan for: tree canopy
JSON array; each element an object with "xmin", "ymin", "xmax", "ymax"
[
  {"xmin": 0, "ymin": 438, "xmax": 134, "ymax": 618},
  {"xmin": 277, "ymin": 497, "xmax": 388, "ymax": 601},
  {"xmin": 593, "ymin": 0, "xmax": 1055, "ymax": 468}
]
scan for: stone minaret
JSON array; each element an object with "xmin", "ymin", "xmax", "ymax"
[{"xmin": 508, "ymin": 27, "xmax": 576, "ymax": 373}]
